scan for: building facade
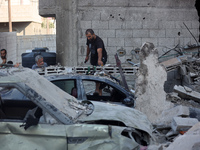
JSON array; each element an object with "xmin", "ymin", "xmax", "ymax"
[
  {"xmin": 39, "ymin": 0, "xmax": 199, "ymax": 67},
  {"xmin": 0, "ymin": 0, "xmax": 55, "ymax": 35}
]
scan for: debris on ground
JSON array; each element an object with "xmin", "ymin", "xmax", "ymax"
[{"xmin": 134, "ymin": 42, "xmax": 200, "ymax": 149}]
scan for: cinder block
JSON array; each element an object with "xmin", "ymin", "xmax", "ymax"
[
  {"xmin": 125, "ymin": 21, "xmax": 142, "ymax": 29},
  {"xmin": 182, "ymin": 29, "xmax": 198, "ymax": 37},
  {"xmin": 124, "ymin": 38, "xmax": 142, "ymax": 47},
  {"xmin": 124, "ymin": 9, "xmax": 148, "ymax": 21},
  {"xmin": 171, "ymin": 117, "xmax": 199, "ymax": 132},
  {"xmin": 142, "ymin": 38, "xmax": 158, "ymax": 45},
  {"xmin": 99, "ymin": 30, "xmax": 115, "ymax": 38},
  {"xmin": 142, "ymin": 20, "xmax": 159, "ymax": 29},
  {"xmin": 79, "ymin": 9, "xmax": 101, "ymax": 21},
  {"xmin": 92, "ymin": 21, "xmax": 109, "ymax": 29},
  {"xmin": 108, "ymin": 38, "xmax": 124, "ymax": 47},
  {"xmin": 80, "ymin": 20, "xmax": 92, "ymax": 29},
  {"xmin": 150, "ymin": 30, "xmax": 165, "ymax": 38},
  {"xmin": 159, "ymin": 21, "xmax": 176, "ymax": 29},
  {"xmin": 132, "ymin": 29, "xmax": 149, "ymax": 38},
  {"xmin": 102, "ymin": 38, "xmax": 108, "ymax": 46},
  {"xmin": 116, "ymin": 30, "xmax": 133, "ymax": 38},
  {"xmin": 166, "ymin": 29, "xmax": 181, "ymax": 38},
  {"xmin": 109, "ymin": 20, "xmax": 126, "ymax": 29},
  {"xmin": 192, "ymin": 21, "xmax": 199, "ymax": 28},
  {"xmin": 158, "ymin": 38, "xmax": 175, "ymax": 47},
  {"xmin": 106, "ymin": 47, "xmax": 117, "ymax": 55}
]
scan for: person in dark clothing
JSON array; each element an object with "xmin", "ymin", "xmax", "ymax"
[
  {"xmin": 85, "ymin": 29, "xmax": 107, "ymax": 95},
  {"xmin": 85, "ymin": 29, "xmax": 107, "ymax": 66}
]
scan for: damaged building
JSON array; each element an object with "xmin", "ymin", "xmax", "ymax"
[
  {"xmin": 134, "ymin": 42, "xmax": 200, "ymax": 149},
  {"xmin": 0, "ymin": 0, "xmax": 200, "ymax": 149}
]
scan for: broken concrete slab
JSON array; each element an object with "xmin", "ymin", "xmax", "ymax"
[
  {"xmin": 156, "ymin": 105, "xmax": 190, "ymax": 126},
  {"xmin": 171, "ymin": 117, "xmax": 199, "ymax": 132},
  {"xmin": 166, "ymin": 122, "xmax": 200, "ymax": 150},
  {"xmin": 174, "ymin": 85, "xmax": 200, "ymax": 102},
  {"xmin": 160, "ymin": 55, "xmax": 188, "ymax": 72}
]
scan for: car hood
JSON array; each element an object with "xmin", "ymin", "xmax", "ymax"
[{"xmin": 78, "ymin": 101, "xmax": 153, "ymax": 136}]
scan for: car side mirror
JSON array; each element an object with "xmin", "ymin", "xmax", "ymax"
[{"xmin": 122, "ymin": 97, "xmax": 135, "ymax": 107}]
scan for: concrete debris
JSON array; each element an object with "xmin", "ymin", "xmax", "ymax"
[
  {"xmin": 134, "ymin": 43, "xmax": 200, "ymax": 149},
  {"xmin": 156, "ymin": 105, "xmax": 190, "ymax": 126},
  {"xmin": 174, "ymin": 85, "xmax": 200, "ymax": 102},
  {"xmin": 171, "ymin": 117, "xmax": 199, "ymax": 132},
  {"xmin": 160, "ymin": 56, "xmax": 187, "ymax": 72},
  {"xmin": 165, "ymin": 122, "xmax": 200, "ymax": 150}
]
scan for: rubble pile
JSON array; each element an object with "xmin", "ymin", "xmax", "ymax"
[{"xmin": 135, "ymin": 42, "xmax": 200, "ymax": 150}]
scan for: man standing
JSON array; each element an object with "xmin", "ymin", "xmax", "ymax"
[
  {"xmin": 0, "ymin": 49, "xmax": 7, "ymax": 64},
  {"xmin": 85, "ymin": 29, "xmax": 107, "ymax": 96},
  {"xmin": 85, "ymin": 29, "xmax": 107, "ymax": 66}
]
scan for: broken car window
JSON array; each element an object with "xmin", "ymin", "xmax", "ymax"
[
  {"xmin": 51, "ymin": 79, "xmax": 76, "ymax": 96},
  {"xmin": 82, "ymin": 80, "xmax": 126, "ymax": 102}
]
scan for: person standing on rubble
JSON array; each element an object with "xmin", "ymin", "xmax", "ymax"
[
  {"xmin": 84, "ymin": 29, "xmax": 107, "ymax": 95},
  {"xmin": 85, "ymin": 29, "xmax": 107, "ymax": 66}
]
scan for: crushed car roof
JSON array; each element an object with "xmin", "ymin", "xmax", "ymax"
[{"xmin": 0, "ymin": 68, "xmax": 87, "ymax": 121}]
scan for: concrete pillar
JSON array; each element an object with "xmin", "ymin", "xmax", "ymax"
[
  {"xmin": 56, "ymin": 0, "xmax": 78, "ymax": 66},
  {"xmin": 39, "ymin": 0, "xmax": 78, "ymax": 66}
]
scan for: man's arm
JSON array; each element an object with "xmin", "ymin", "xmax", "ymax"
[
  {"xmin": 97, "ymin": 48, "xmax": 103, "ymax": 66},
  {"xmin": 85, "ymin": 46, "xmax": 90, "ymax": 63}
]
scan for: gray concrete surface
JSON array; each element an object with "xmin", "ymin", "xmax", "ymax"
[
  {"xmin": 39, "ymin": 0, "xmax": 199, "ymax": 67},
  {"xmin": 171, "ymin": 117, "xmax": 199, "ymax": 132},
  {"xmin": 0, "ymin": 32, "xmax": 17, "ymax": 64}
]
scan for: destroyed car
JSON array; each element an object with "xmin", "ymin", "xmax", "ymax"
[
  {"xmin": 46, "ymin": 73, "xmax": 135, "ymax": 107},
  {"xmin": 1, "ymin": 72, "xmax": 135, "ymax": 107},
  {"xmin": 0, "ymin": 68, "xmax": 152, "ymax": 150}
]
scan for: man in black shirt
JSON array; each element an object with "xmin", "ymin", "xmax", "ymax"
[
  {"xmin": 85, "ymin": 29, "xmax": 107, "ymax": 66},
  {"xmin": 85, "ymin": 29, "xmax": 107, "ymax": 96}
]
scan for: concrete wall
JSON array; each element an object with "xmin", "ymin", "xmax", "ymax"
[
  {"xmin": 39, "ymin": 0, "xmax": 199, "ymax": 67},
  {"xmin": 0, "ymin": 32, "xmax": 17, "ymax": 64},
  {"xmin": 0, "ymin": 0, "xmax": 41, "ymax": 23},
  {"xmin": 77, "ymin": 0, "xmax": 199, "ymax": 66},
  {"xmin": 0, "ymin": 32, "xmax": 56, "ymax": 64},
  {"xmin": 17, "ymin": 35, "xmax": 56, "ymax": 62}
]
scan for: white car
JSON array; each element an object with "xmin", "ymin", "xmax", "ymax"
[{"xmin": 0, "ymin": 68, "xmax": 152, "ymax": 150}]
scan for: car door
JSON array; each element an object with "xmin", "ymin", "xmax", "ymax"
[
  {"xmin": 0, "ymin": 121, "xmax": 68, "ymax": 150},
  {"xmin": 80, "ymin": 77, "xmax": 127, "ymax": 104},
  {"xmin": 0, "ymin": 86, "xmax": 68, "ymax": 150}
]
